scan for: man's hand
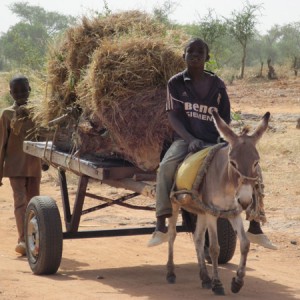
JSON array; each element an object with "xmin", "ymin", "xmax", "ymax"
[{"xmin": 188, "ymin": 139, "xmax": 204, "ymax": 153}]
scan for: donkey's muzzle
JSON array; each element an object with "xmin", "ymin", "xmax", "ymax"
[
  {"xmin": 237, "ymin": 198, "xmax": 251, "ymax": 210},
  {"xmin": 236, "ymin": 184, "xmax": 253, "ymax": 210}
]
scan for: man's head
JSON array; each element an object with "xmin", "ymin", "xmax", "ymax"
[
  {"xmin": 10, "ymin": 75, "xmax": 31, "ymax": 106},
  {"xmin": 183, "ymin": 38, "xmax": 210, "ymax": 68}
]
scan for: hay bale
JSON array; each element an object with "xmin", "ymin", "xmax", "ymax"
[
  {"xmin": 44, "ymin": 10, "xmax": 167, "ymax": 113},
  {"xmin": 34, "ymin": 11, "xmax": 188, "ymax": 170},
  {"xmin": 76, "ymin": 37, "xmax": 184, "ymax": 170},
  {"xmin": 65, "ymin": 11, "xmax": 166, "ymax": 79}
]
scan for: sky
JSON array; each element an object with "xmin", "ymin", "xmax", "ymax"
[{"xmin": 1, "ymin": 0, "xmax": 300, "ymax": 35}]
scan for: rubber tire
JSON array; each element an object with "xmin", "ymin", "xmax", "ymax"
[
  {"xmin": 205, "ymin": 218, "xmax": 237, "ymax": 264},
  {"xmin": 25, "ymin": 196, "xmax": 63, "ymax": 275}
]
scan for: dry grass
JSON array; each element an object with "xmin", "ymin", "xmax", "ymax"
[
  {"xmin": 31, "ymin": 11, "xmax": 188, "ymax": 170},
  {"xmin": 75, "ymin": 36, "xmax": 184, "ymax": 169}
]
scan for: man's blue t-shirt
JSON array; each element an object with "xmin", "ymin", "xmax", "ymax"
[{"xmin": 166, "ymin": 69, "xmax": 231, "ymax": 143}]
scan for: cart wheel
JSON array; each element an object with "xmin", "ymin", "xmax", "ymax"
[
  {"xmin": 205, "ymin": 218, "xmax": 237, "ymax": 264},
  {"xmin": 25, "ymin": 196, "xmax": 63, "ymax": 275}
]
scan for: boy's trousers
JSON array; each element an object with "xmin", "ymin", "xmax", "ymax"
[{"xmin": 9, "ymin": 177, "xmax": 41, "ymax": 243}]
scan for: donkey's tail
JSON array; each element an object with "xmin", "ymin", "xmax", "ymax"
[{"xmin": 181, "ymin": 209, "xmax": 197, "ymax": 233}]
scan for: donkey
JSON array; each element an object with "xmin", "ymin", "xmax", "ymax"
[{"xmin": 167, "ymin": 109, "xmax": 270, "ymax": 295}]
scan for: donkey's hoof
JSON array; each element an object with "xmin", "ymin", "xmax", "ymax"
[
  {"xmin": 202, "ymin": 278, "xmax": 212, "ymax": 289},
  {"xmin": 231, "ymin": 277, "xmax": 244, "ymax": 293},
  {"xmin": 212, "ymin": 280, "xmax": 225, "ymax": 295},
  {"xmin": 212, "ymin": 286, "xmax": 225, "ymax": 296},
  {"xmin": 166, "ymin": 273, "xmax": 176, "ymax": 284}
]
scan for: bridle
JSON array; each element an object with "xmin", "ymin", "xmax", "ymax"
[
  {"xmin": 229, "ymin": 162, "xmax": 259, "ymax": 209},
  {"xmin": 230, "ymin": 162, "xmax": 258, "ymax": 183}
]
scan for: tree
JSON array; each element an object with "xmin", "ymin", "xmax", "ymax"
[
  {"xmin": 278, "ymin": 22, "xmax": 300, "ymax": 75},
  {"xmin": 0, "ymin": 22, "xmax": 47, "ymax": 69},
  {"xmin": 246, "ymin": 27, "xmax": 281, "ymax": 77},
  {"xmin": 0, "ymin": 2, "xmax": 75, "ymax": 69},
  {"xmin": 194, "ymin": 10, "xmax": 226, "ymax": 49},
  {"xmin": 184, "ymin": 9, "xmax": 227, "ymax": 67},
  {"xmin": 263, "ymin": 25, "xmax": 282, "ymax": 62},
  {"xmin": 9, "ymin": 2, "xmax": 76, "ymax": 35},
  {"xmin": 152, "ymin": 0, "xmax": 177, "ymax": 26},
  {"xmin": 225, "ymin": 2, "xmax": 262, "ymax": 78}
]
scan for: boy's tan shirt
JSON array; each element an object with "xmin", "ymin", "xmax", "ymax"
[{"xmin": 0, "ymin": 104, "xmax": 41, "ymax": 180}]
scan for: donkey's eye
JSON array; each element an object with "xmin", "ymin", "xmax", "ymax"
[{"xmin": 230, "ymin": 160, "xmax": 237, "ymax": 168}]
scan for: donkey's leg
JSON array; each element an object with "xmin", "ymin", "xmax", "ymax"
[
  {"xmin": 229, "ymin": 215, "xmax": 250, "ymax": 293},
  {"xmin": 207, "ymin": 215, "xmax": 225, "ymax": 295},
  {"xmin": 166, "ymin": 203, "xmax": 180, "ymax": 284},
  {"xmin": 193, "ymin": 214, "xmax": 212, "ymax": 289}
]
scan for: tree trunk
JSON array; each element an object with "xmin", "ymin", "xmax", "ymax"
[
  {"xmin": 293, "ymin": 56, "xmax": 298, "ymax": 76},
  {"xmin": 267, "ymin": 58, "xmax": 277, "ymax": 80},
  {"xmin": 240, "ymin": 46, "xmax": 246, "ymax": 79},
  {"xmin": 258, "ymin": 61, "xmax": 263, "ymax": 77}
]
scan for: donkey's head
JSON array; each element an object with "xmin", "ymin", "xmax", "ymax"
[{"xmin": 211, "ymin": 109, "xmax": 270, "ymax": 210}]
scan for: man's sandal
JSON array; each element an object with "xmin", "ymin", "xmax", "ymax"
[
  {"xmin": 246, "ymin": 232, "xmax": 278, "ymax": 250},
  {"xmin": 147, "ymin": 231, "xmax": 168, "ymax": 247}
]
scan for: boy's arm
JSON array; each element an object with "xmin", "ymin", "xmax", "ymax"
[
  {"xmin": 218, "ymin": 87, "xmax": 231, "ymax": 125},
  {"xmin": 168, "ymin": 110, "xmax": 195, "ymax": 143},
  {"xmin": 0, "ymin": 112, "xmax": 9, "ymax": 185},
  {"xmin": 168, "ymin": 111, "xmax": 204, "ymax": 153}
]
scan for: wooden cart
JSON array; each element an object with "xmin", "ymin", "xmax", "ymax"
[{"xmin": 23, "ymin": 141, "xmax": 236, "ymax": 275}]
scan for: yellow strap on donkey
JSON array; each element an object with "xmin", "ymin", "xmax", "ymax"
[{"xmin": 176, "ymin": 146, "xmax": 212, "ymax": 190}]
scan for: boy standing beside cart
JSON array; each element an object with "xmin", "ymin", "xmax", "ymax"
[{"xmin": 0, "ymin": 75, "xmax": 42, "ymax": 255}]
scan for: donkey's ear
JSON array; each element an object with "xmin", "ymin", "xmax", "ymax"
[
  {"xmin": 211, "ymin": 108, "xmax": 237, "ymax": 144},
  {"xmin": 251, "ymin": 112, "xmax": 270, "ymax": 143}
]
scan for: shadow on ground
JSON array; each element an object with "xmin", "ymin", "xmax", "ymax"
[{"xmin": 43, "ymin": 259, "xmax": 300, "ymax": 300}]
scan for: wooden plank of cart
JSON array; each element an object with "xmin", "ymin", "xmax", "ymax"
[{"xmin": 23, "ymin": 141, "xmax": 236, "ymax": 275}]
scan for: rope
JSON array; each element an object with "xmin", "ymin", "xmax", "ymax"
[
  {"xmin": 42, "ymin": 107, "xmax": 82, "ymax": 173},
  {"xmin": 245, "ymin": 165, "xmax": 267, "ymax": 224},
  {"xmin": 230, "ymin": 163, "xmax": 258, "ymax": 181},
  {"xmin": 41, "ymin": 125, "xmax": 60, "ymax": 170},
  {"xmin": 171, "ymin": 189, "xmax": 242, "ymax": 218},
  {"xmin": 192, "ymin": 143, "xmax": 226, "ymax": 191}
]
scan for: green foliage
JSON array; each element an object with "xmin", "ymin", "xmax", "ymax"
[
  {"xmin": 278, "ymin": 23, "xmax": 300, "ymax": 61},
  {"xmin": 226, "ymin": 3, "xmax": 261, "ymax": 47},
  {"xmin": 231, "ymin": 111, "xmax": 242, "ymax": 121},
  {"xmin": 9, "ymin": 2, "xmax": 76, "ymax": 35},
  {"xmin": 0, "ymin": 2, "xmax": 76, "ymax": 70},
  {"xmin": 184, "ymin": 9, "xmax": 228, "ymax": 68},
  {"xmin": 102, "ymin": 0, "xmax": 112, "ymax": 16},
  {"xmin": 0, "ymin": 58, "xmax": 5, "ymax": 71},
  {"xmin": 188, "ymin": 9, "xmax": 227, "ymax": 49},
  {"xmin": 1, "ymin": 23, "xmax": 47, "ymax": 69},
  {"xmin": 225, "ymin": 2, "xmax": 262, "ymax": 78},
  {"xmin": 205, "ymin": 56, "xmax": 218, "ymax": 73},
  {"xmin": 1, "ymin": 1, "xmax": 300, "ymax": 77},
  {"xmin": 152, "ymin": 0, "xmax": 177, "ymax": 26}
]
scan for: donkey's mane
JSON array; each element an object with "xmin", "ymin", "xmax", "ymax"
[{"xmin": 240, "ymin": 125, "xmax": 251, "ymax": 136}]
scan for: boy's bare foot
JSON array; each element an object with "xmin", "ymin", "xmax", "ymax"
[{"xmin": 15, "ymin": 241, "xmax": 26, "ymax": 256}]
